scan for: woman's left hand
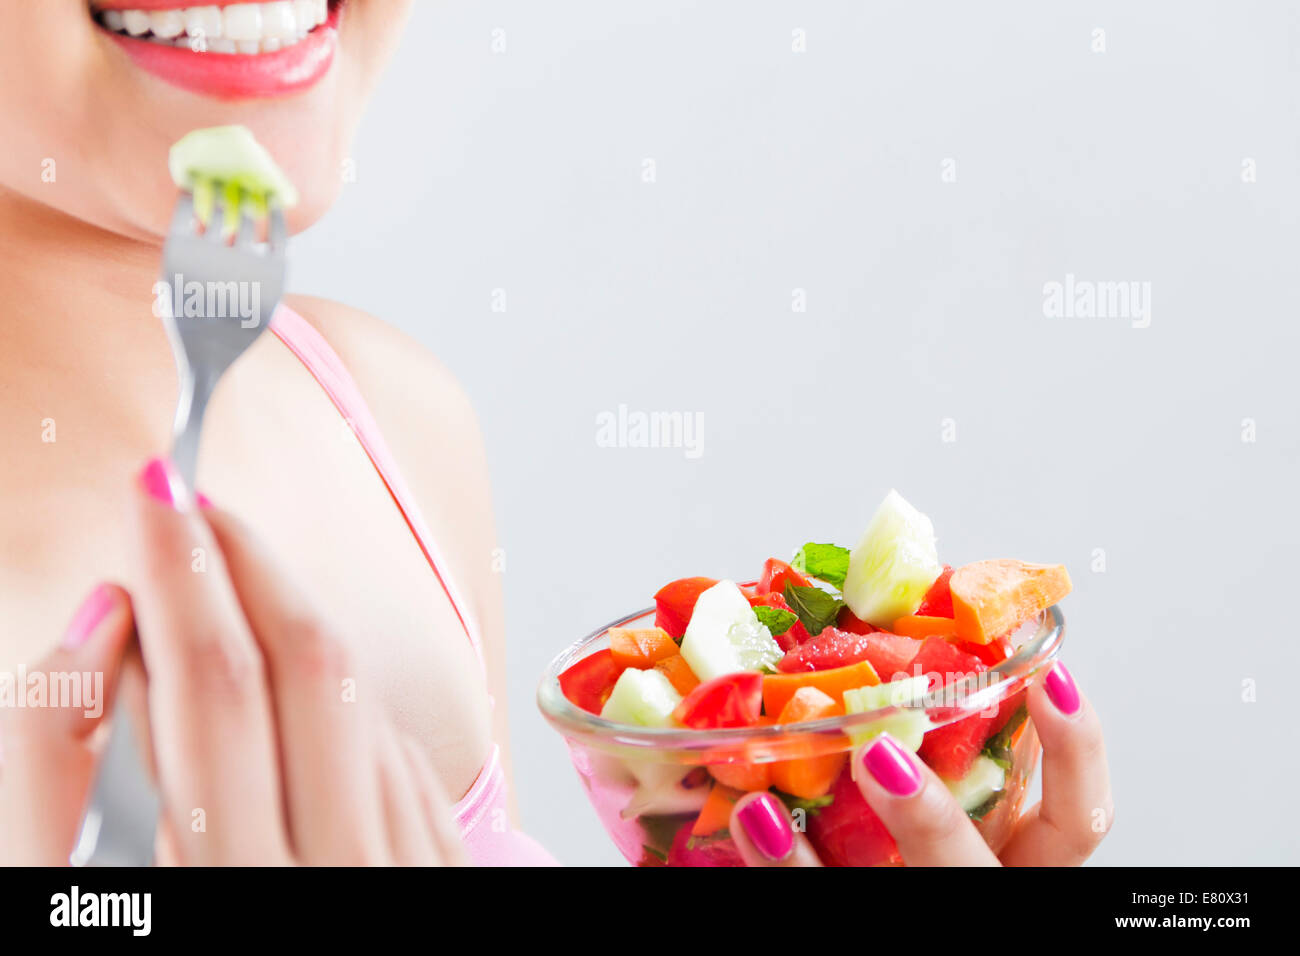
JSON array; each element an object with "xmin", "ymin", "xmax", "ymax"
[{"xmin": 729, "ymin": 662, "xmax": 1113, "ymax": 867}]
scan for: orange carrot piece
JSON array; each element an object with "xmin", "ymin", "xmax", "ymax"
[
  {"xmin": 709, "ymin": 761, "xmax": 772, "ymax": 792},
  {"xmin": 892, "ymin": 614, "xmax": 959, "ymax": 640},
  {"xmin": 950, "ymin": 560, "xmax": 1072, "ymax": 644},
  {"xmin": 762, "ymin": 659, "xmax": 880, "ymax": 718},
  {"xmin": 608, "ymin": 627, "xmax": 679, "ymax": 668},
  {"xmin": 691, "ymin": 783, "xmax": 745, "ymax": 836},
  {"xmin": 768, "ymin": 687, "xmax": 848, "ymax": 799},
  {"xmin": 652, "ymin": 653, "xmax": 701, "ymax": 695}
]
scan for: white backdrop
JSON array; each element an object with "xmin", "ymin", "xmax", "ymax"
[{"xmin": 293, "ymin": 0, "xmax": 1300, "ymax": 865}]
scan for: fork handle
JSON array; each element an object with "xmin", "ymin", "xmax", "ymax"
[{"xmin": 170, "ymin": 365, "xmax": 221, "ymax": 491}]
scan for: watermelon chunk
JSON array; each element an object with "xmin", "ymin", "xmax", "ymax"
[
  {"xmin": 806, "ymin": 767, "xmax": 902, "ymax": 867},
  {"xmin": 910, "ymin": 636, "xmax": 985, "ymax": 690},
  {"xmin": 665, "ymin": 820, "xmax": 745, "ymax": 867},
  {"xmin": 776, "ymin": 627, "xmax": 922, "ymax": 676},
  {"xmin": 919, "ymin": 689, "xmax": 1026, "ymax": 781}
]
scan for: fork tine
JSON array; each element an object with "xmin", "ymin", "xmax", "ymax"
[
  {"xmin": 267, "ymin": 208, "xmax": 287, "ymax": 255},
  {"xmin": 236, "ymin": 207, "xmax": 257, "ymax": 248}
]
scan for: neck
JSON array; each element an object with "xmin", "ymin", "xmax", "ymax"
[{"xmin": 0, "ymin": 187, "xmax": 174, "ymax": 375}]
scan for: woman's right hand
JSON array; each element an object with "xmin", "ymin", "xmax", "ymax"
[{"xmin": 1, "ymin": 457, "xmax": 467, "ymax": 866}]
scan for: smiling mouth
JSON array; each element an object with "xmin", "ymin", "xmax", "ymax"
[{"xmin": 93, "ymin": 2, "xmax": 334, "ymax": 55}]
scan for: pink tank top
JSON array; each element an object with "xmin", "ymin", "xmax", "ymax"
[{"xmin": 270, "ymin": 305, "xmax": 556, "ymax": 867}]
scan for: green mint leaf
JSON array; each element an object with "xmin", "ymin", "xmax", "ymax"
[
  {"xmin": 753, "ymin": 606, "xmax": 798, "ymax": 636},
  {"xmin": 773, "ymin": 789, "xmax": 835, "ymax": 817},
  {"xmin": 783, "ymin": 583, "xmax": 844, "ymax": 636},
  {"xmin": 980, "ymin": 703, "xmax": 1029, "ymax": 770},
  {"xmin": 791, "ymin": 543, "xmax": 851, "ymax": 589}
]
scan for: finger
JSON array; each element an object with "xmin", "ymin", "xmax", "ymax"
[
  {"xmin": 999, "ymin": 663, "xmax": 1113, "ymax": 866},
  {"xmin": 201, "ymin": 502, "xmax": 387, "ymax": 864},
  {"xmin": 400, "ymin": 735, "xmax": 470, "ymax": 867},
  {"xmin": 729, "ymin": 791, "xmax": 823, "ymax": 867},
  {"xmin": 853, "ymin": 734, "xmax": 1000, "ymax": 867},
  {"xmin": 0, "ymin": 583, "xmax": 133, "ymax": 864},
  {"xmin": 377, "ymin": 728, "xmax": 436, "ymax": 866},
  {"xmin": 129, "ymin": 458, "xmax": 288, "ymax": 865}
]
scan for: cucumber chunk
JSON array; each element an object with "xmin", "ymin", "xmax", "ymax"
[
  {"xmin": 945, "ymin": 755, "xmax": 1006, "ymax": 812},
  {"xmin": 843, "ymin": 676, "xmax": 932, "ymax": 750},
  {"xmin": 679, "ymin": 580, "xmax": 782, "ymax": 681},
  {"xmin": 599, "ymin": 668, "xmax": 682, "ymax": 728},
  {"xmin": 842, "ymin": 489, "xmax": 942, "ymax": 627},
  {"xmin": 169, "ymin": 125, "xmax": 299, "ymax": 218}
]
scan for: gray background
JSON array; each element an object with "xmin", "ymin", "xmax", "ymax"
[{"xmin": 294, "ymin": 0, "xmax": 1299, "ymax": 865}]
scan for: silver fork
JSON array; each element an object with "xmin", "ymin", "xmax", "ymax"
[{"xmin": 71, "ymin": 190, "xmax": 288, "ymax": 866}]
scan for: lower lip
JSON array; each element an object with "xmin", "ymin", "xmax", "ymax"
[{"xmin": 104, "ymin": 4, "xmax": 341, "ymax": 99}]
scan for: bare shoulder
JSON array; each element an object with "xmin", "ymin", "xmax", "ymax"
[{"xmin": 279, "ymin": 294, "xmax": 506, "ymax": 670}]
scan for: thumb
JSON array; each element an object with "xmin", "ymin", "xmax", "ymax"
[
  {"xmin": 0, "ymin": 583, "xmax": 134, "ymax": 864},
  {"xmin": 729, "ymin": 791, "xmax": 823, "ymax": 867}
]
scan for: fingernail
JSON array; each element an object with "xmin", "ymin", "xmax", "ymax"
[
  {"xmin": 736, "ymin": 792, "xmax": 793, "ymax": 861},
  {"xmin": 1044, "ymin": 662, "xmax": 1080, "ymax": 716},
  {"xmin": 196, "ymin": 492, "xmax": 213, "ymax": 510},
  {"xmin": 139, "ymin": 457, "xmax": 186, "ymax": 509},
  {"xmin": 861, "ymin": 734, "xmax": 923, "ymax": 796},
  {"xmin": 62, "ymin": 584, "xmax": 117, "ymax": 649}
]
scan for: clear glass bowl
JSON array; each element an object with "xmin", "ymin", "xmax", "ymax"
[{"xmin": 538, "ymin": 604, "xmax": 1064, "ymax": 866}]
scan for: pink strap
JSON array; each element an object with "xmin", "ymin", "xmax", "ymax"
[{"xmin": 268, "ymin": 305, "xmax": 484, "ymax": 670}]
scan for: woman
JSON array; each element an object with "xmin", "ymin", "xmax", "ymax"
[{"xmin": 0, "ymin": 2, "xmax": 1110, "ymax": 866}]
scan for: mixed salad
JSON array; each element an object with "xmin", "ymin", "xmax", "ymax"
[{"xmin": 556, "ymin": 490, "xmax": 1072, "ymax": 866}]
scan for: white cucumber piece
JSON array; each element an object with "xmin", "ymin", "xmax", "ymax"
[
  {"xmin": 842, "ymin": 489, "xmax": 943, "ymax": 627},
  {"xmin": 843, "ymin": 676, "xmax": 932, "ymax": 751},
  {"xmin": 599, "ymin": 668, "xmax": 682, "ymax": 728},
  {"xmin": 945, "ymin": 755, "xmax": 1006, "ymax": 811},
  {"xmin": 679, "ymin": 580, "xmax": 782, "ymax": 681},
  {"xmin": 169, "ymin": 125, "xmax": 300, "ymax": 217}
]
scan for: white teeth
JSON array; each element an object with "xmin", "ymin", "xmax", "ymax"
[
  {"xmin": 150, "ymin": 10, "xmax": 185, "ymax": 38},
  {"xmin": 122, "ymin": 10, "xmax": 151, "ymax": 35},
  {"xmin": 182, "ymin": 6, "xmax": 222, "ymax": 41},
  {"xmin": 223, "ymin": 4, "xmax": 262, "ymax": 42},
  {"xmin": 260, "ymin": 1, "xmax": 297, "ymax": 41},
  {"xmin": 96, "ymin": 3, "xmax": 330, "ymax": 52}
]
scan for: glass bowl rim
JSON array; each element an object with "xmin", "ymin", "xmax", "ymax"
[{"xmin": 537, "ymin": 602, "xmax": 1065, "ymax": 753}]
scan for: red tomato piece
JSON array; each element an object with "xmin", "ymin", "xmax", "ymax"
[
  {"xmin": 558, "ymin": 649, "xmax": 624, "ymax": 715},
  {"xmin": 915, "ymin": 565, "xmax": 955, "ymax": 618},
  {"xmin": 653, "ymin": 576, "xmax": 718, "ymax": 639},
  {"xmin": 756, "ymin": 558, "xmax": 811, "ymax": 596},
  {"xmin": 672, "ymin": 672, "xmax": 764, "ymax": 729},
  {"xmin": 747, "ymin": 591, "xmax": 811, "ymax": 650},
  {"xmin": 835, "ymin": 606, "xmax": 877, "ymax": 635}
]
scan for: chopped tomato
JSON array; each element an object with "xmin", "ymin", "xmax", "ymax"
[
  {"xmin": 653, "ymin": 654, "xmax": 701, "ymax": 696},
  {"xmin": 952, "ymin": 634, "xmax": 1015, "ymax": 667},
  {"xmin": 653, "ymin": 576, "xmax": 718, "ymax": 639},
  {"xmin": 608, "ymin": 627, "xmax": 679, "ymax": 669},
  {"xmin": 558, "ymin": 649, "xmax": 624, "ymax": 715},
  {"xmin": 756, "ymin": 558, "xmax": 811, "ymax": 596},
  {"xmin": 672, "ymin": 672, "xmax": 764, "ymax": 729},
  {"xmin": 835, "ymin": 606, "xmax": 877, "ymax": 635},
  {"xmin": 915, "ymin": 565, "xmax": 954, "ymax": 618},
  {"xmin": 747, "ymin": 591, "xmax": 810, "ymax": 650},
  {"xmin": 762, "ymin": 659, "xmax": 880, "ymax": 717}
]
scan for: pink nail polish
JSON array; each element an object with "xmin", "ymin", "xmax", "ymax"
[
  {"xmin": 139, "ymin": 457, "xmax": 184, "ymax": 508},
  {"xmin": 1044, "ymin": 662, "xmax": 1080, "ymax": 715},
  {"xmin": 62, "ymin": 584, "xmax": 116, "ymax": 649},
  {"xmin": 861, "ymin": 734, "xmax": 923, "ymax": 796},
  {"xmin": 736, "ymin": 792, "xmax": 793, "ymax": 861},
  {"xmin": 196, "ymin": 492, "xmax": 213, "ymax": 510}
]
